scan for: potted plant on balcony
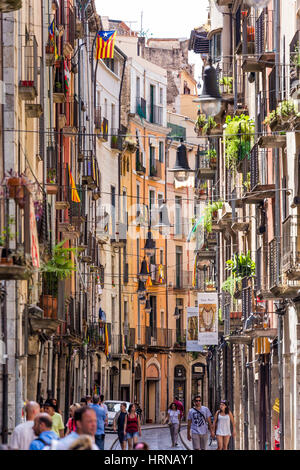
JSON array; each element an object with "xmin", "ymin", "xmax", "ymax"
[
  {"xmin": 219, "ymin": 76, "xmax": 233, "ymax": 95},
  {"xmin": 225, "ymin": 114, "xmax": 255, "ymax": 172},
  {"xmin": 125, "ymin": 135, "xmax": 137, "ymax": 153},
  {"xmin": 205, "ymin": 280, "xmax": 216, "ymax": 291},
  {"xmin": 46, "ymin": 168, "xmax": 58, "ymax": 195},
  {"xmin": 40, "ymin": 240, "xmax": 78, "ymax": 319},
  {"xmin": 198, "ymin": 181, "xmax": 207, "ymax": 196},
  {"xmin": 0, "ymin": 217, "xmax": 14, "ymax": 265},
  {"xmin": 194, "ymin": 112, "xmax": 207, "ymax": 136},
  {"xmin": 222, "ymin": 251, "xmax": 256, "ymax": 299},
  {"xmin": 243, "ymin": 172, "xmax": 251, "ymax": 193},
  {"xmin": 6, "ymin": 170, "xmax": 29, "ymax": 209},
  {"xmin": 203, "ymin": 201, "xmax": 224, "ymax": 233},
  {"xmin": 203, "ymin": 116, "xmax": 217, "ymax": 136},
  {"xmin": 207, "ymin": 148, "xmax": 217, "ymax": 168}
]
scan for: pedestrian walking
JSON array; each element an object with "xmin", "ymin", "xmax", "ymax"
[
  {"xmin": 173, "ymin": 396, "xmax": 184, "ymax": 420},
  {"xmin": 213, "ymin": 400, "xmax": 236, "ymax": 451},
  {"xmin": 86, "ymin": 395, "xmax": 92, "ymax": 406},
  {"xmin": 44, "ymin": 399, "xmax": 65, "ymax": 438},
  {"xmin": 80, "ymin": 397, "xmax": 87, "ymax": 407},
  {"xmin": 29, "ymin": 413, "xmax": 58, "ymax": 450},
  {"xmin": 113, "ymin": 402, "xmax": 128, "ymax": 450},
  {"xmin": 135, "ymin": 403, "xmax": 143, "ymax": 425},
  {"xmin": 89, "ymin": 395, "xmax": 106, "ymax": 450},
  {"xmin": 66, "ymin": 403, "xmax": 81, "ymax": 436},
  {"xmin": 100, "ymin": 395, "xmax": 108, "ymax": 426},
  {"xmin": 125, "ymin": 404, "xmax": 142, "ymax": 450},
  {"xmin": 164, "ymin": 402, "xmax": 181, "ymax": 447},
  {"xmin": 10, "ymin": 401, "xmax": 40, "ymax": 450},
  {"xmin": 54, "ymin": 407, "xmax": 98, "ymax": 450},
  {"xmin": 187, "ymin": 396, "xmax": 213, "ymax": 451}
]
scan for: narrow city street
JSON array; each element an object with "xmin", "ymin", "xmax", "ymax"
[{"xmin": 105, "ymin": 426, "xmax": 218, "ymax": 451}]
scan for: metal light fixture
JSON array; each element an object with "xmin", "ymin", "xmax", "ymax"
[
  {"xmin": 145, "ymin": 298, "xmax": 152, "ymax": 315},
  {"xmin": 169, "ymin": 140, "xmax": 194, "ymax": 183},
  {"xmin": 144, "ymin": 230, "xmax": 156, "ymax": 257},
  {"xmin": 193, "ymin": 57, "xmax": 222, "ymax": 117},
  {"xmin": 139, "ymin": 258, "xmax": 149, "ymax": 282},
  {"xmin": 153, "ymin": 203, "xmax": 171, "ymax": 230},
  {"xmin": 139, "ymin": 296, "xmax": 146, "ymax": 306},
  {"xmin": 246, "ymin": 0, "xmax": 270, "ymax": 8},
  {"xmin": 137, "ymin": 280, "xmax": 146, "ymax": 295}
]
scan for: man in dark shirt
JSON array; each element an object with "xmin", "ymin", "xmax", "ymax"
[{"xmin": 113, "ymin": 403, "xmax": 128, "ymax": 450}]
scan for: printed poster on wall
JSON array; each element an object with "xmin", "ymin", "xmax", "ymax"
[
  {"xmin": 198, "ymin": 292, "xmax": 218, "ymax": 346},
  {"xmin": 186, "ymin": 308, "xmax": 203, "ymax": 352}
]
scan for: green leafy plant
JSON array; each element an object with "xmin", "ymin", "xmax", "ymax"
[
  {"xmin": 220, "ymin": 76, "xmax": 233, "ymax": 93},
  {"xmin": 203, "ymin": 201, "xmax": 224, "ymax": 233},
  {"xmin": 206, "ymin": 148, "xmax": 217, "ymax": 161},
  {"xmin": 203, "ymin": 116, "xmax": 217, "ymax": 135},
  {"xmin": 226, "ymin": 251, "xmax": 256, "ymax": 279},
  {"xmin": 194, "ymin": 113, "xmax": 207, "ymax": 135},
  {"xmin": 0, "ymin": 217, "xmax": 15, "ymax": 246},
  {"xmin": 224, "ymin": 114, "xmax": 255, "ymax": 172},
  {"xmin": 292, "ymin": 41, "xmax": 300, "ymax": 67},
  {"xmin": 243, "ymin": 172, "xmax": 251, "ymax": 192},
  {"xmin": 264, "ymin": 101, "xmax": 297, "ymax": 128},
  {"xmin": 41, "ymin": 240, "xmax": 78, "ymax": 280}
]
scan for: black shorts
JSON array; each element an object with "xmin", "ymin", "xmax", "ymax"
[{"xmin": 118, "ymin": 431, "xmax": 126, "ymax": 444}]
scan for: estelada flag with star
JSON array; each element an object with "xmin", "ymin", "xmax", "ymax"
[
  {"xmin": 68, "ymin": 165, "xmax": 81, "ymax": 203},
  {"xmin": 96, "ymin": 30, "xmax": 117, "ymax": 60}
]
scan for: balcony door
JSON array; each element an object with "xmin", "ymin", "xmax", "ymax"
[
  {"xmin": 150, "ymin": 84, "xmax": 155, "ymax": 123},
  {"xmin": 176, "ymin": 246, "xmax": 183, "ymax": 288},
  {"xmin": 150, "ymin": 296, "xmax": 157, "ymax": 338}
]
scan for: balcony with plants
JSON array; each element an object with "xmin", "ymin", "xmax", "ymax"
[
  {"xmin": 290, "ymin": 31, "xmax": 300, "ymax": 99},
  {"xmin": 196, "ymin": 147, "xmax": 217, "ymax": 180},
  {"xmin": 53, "ymin": 60, "xmax": 67, "ymax": 103},
  {"xmin": 262, "ymin": 100, "xmax": 300, "ymax": 137},
  {"xmin": 110, "ymin": 129, "xmax": 124, "ymax": 153},
  {"xmin": 221, "ymin": 252, "xmax": 256, "ymax": 301},
  {"xmin": 224, "ymin": 114, "xmax": 255, "ymax": 174}
]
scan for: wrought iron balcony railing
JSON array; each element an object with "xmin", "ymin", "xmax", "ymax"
[
  {"xmin": 282, "ymin": 216, "xmax": 300, "ymax": 280},
  {"xmin": 19, "ymin": 35, "xmax": 38, "ymax": 101}
]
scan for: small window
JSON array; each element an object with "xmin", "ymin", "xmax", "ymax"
[{"xmin": 159, "ymin": 141, "xmax": 164, "ymax": 163}]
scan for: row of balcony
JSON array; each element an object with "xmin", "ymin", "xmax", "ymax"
[{"xmin": 136, "ymin": 98, "xmax": 163, "ymax": 126}]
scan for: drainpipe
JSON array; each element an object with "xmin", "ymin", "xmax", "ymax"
[
  {"xmin": 243, "ymin": 345, "xmax": 249, "ymax": 450},
  {"xmin": 37, "ymin": 338, "xmax": 45, "ymax": 404},
  {"xmin": 274, "ymin": 0, "xmax": 284, "ymax": 451},
  {"xmin": 47, "ymin": 338, "xmax": 53, "ymax": 399},
  {"xmin": 1, "ymin": 283, "xmax": 8, "ymax": 443}
]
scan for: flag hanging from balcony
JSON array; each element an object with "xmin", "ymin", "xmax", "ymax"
[
  {"xmin": 48, "ymin": 20, "xmax": 58, "ymax": 60},
  {"xmin": 68, "ymin": 166, "xmax": 81, "ymax": 203},
  {"xmin": 64, "ymin": 60, "xmax": 71, "ymax": 93},
  {"xmin": 104, "ymin": 324, "xmax": 109, "ymax": 358},
  {"xmin": 96, "ymin": 31, "xmax": 117, "ymax": 60}
]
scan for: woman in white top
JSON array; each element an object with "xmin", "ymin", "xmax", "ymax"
[
  {"xmin": 164, "ymin": 402, "xmax": 181, "ymax": 447},
  {"xmin": 212, "ymin": 401, "xmax": 235, "ymax": 450}
]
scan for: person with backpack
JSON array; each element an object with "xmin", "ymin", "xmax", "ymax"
[
  {"xmin": 187, "ymin": 396, "xmax": 213, "ymax": 450},
  {"xmin": 213, "ymin": 400, "xmax": 236, "ymax": 451},
  {"xmin": 113, "ymin": 402, "xmax": 128, "ymax": 450},
  {"xmin": 29, "ymin": 414, "xmax": 58, "ymax": 450}
]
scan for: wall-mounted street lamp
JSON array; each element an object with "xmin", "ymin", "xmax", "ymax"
[
  {"xmin": 145, "ymin": 297, "xmax": 152, "ymax": 315},
  {"xmin": 144, "ymin": 230, "xmax": 156, "ymax": 257},
  {"xmin": 169, "ymin": 140, "xmax": 195, "ymax": 183},
  {"xmin": 193, "ymin": 57, "xmax": 222, "ymax": 117},
  {"xmin": 139, "ymin": 258, "xmax": 149, "ymax": 282}
]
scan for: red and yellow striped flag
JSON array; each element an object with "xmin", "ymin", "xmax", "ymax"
[
  {"xmin": 104, "ymin": 324, "xmax": 109, "ymax": 358},
  {"xmin": 68, "ymin": 166, "xmax": 81, "ymax": 203},
  {"xmin": 96, "ymin": 31, "xmax": 117, "ymax": 60}
]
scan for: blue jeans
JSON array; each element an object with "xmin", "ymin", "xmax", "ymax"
[{"xmin": 95, "ymin": 434, "xmax": 105, "ymax": 450}]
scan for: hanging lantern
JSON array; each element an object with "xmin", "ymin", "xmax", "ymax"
[
  {"xmin": 145, "ymin": 298, "xmax": 152, "ymax": 315},
  {"xmin": 144, "ymin": 230, "xmax": 156, "ymax": 257},
  {"xmin": 137, "ymin": 280, "xmax": 146, "ymax": 295},
  {"xmin": 153, "ymin": 203, "xmax": 171, "ymax": 230},
  {"xmin": 169, "ymin": 140, "xmax": 194, "ymax": 183},
  {"xmin": 193, "ymin": 58, "xmax": 222, "ymax": 117},
  {"xmin": 139, "ymin": 296, "xmax": 146, "ymax": 306},
  {"xmin": 139, "ymin": 258, "xmax": 149, "ymax": 282}
]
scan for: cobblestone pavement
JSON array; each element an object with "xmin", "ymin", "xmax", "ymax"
[{"xmin": 105, "ymin": 425, "xmax": 218, "ymax": 451}]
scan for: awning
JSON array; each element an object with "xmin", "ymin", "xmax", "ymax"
[{"xmin": 189, "ymin": 30, "xmax": 210, "ymax": 54}]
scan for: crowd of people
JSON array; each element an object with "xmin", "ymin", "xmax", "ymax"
[
  {"xmin": 3, "ymin": 395, "xmax": 147, "ymax": 451},
  {"xmin": 1, "ymin": 394, "xmax": 235, "ymax": 451}
]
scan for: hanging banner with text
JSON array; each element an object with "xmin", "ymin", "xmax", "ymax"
[
  {"xmin": 197, "ymin": 292, "xmax": 218, "ymax": 346},
  {"xmin": 186, "ymin": 308, "xmax": 203, "ymax": 352}
]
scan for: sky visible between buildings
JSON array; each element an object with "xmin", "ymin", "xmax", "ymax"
[{"xmin": 95, "ymin": 0, "xmax": 209, "ymax": 82}]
